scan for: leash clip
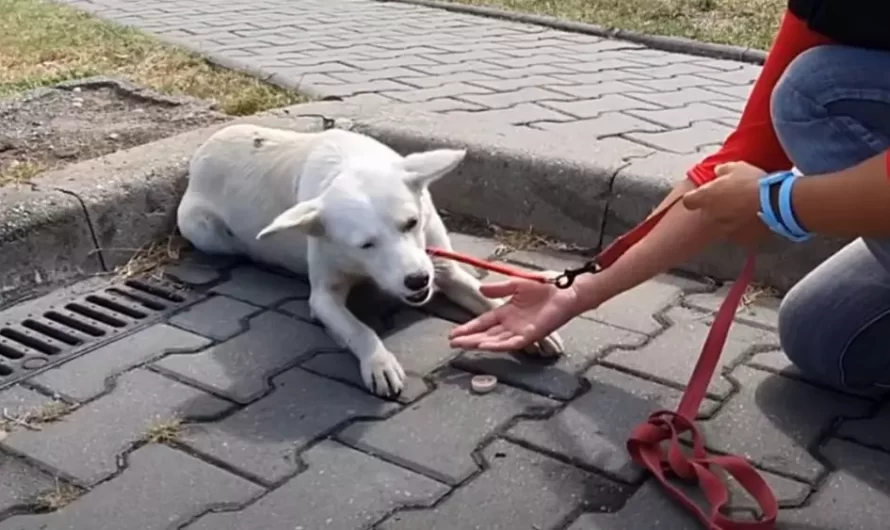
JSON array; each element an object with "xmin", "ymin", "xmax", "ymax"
[{"xmin": 551, "ymin": 259, "xmax": 601, "ymax": 289}]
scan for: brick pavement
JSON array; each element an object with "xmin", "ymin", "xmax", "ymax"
[{"xmin": 0, "ymin": 233, "xmax": 887, "ymax": 529}]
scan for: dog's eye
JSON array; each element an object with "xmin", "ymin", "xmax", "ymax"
[
  {"xmin": 402, "ymin": 218, "xmax": 418, "ymax": 232},
  {"xmin": 360, "ymin": 240, "xmax": 376, "ymax": 250}
]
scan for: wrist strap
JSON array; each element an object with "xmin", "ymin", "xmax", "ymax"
[{"xmin": 757, "ymin": 171, "xmax": 812, "ymax": 242}]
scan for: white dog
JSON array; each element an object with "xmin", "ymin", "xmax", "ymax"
[{"xmin": 176, "ymin": 123, "xmax": 564, "ymax": 397}]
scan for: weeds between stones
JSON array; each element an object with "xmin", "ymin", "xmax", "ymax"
[{"xmin": 143, "ymin": 418, "xmax": 184, "ymax": 444}]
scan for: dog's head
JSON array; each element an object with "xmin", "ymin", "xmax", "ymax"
[{"xmin": 256, "ymin": 147, "xmax": 466, "ymax": 306}]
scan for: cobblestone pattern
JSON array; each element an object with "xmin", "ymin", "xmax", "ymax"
[
  {"xmin": 59, "ymin": 0, "xmax": 762, "ymax": 162},
  {"xmin": 0, "ymin": 238, "xmax": 886, "ymax": 528}
]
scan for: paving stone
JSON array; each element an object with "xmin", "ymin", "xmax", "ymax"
[
  {"xmin": 339, "ymin": 369, "xmax": 556, "ymax": 484},
  {"xmin": 385, "ymin": 82, "xmax": 492, "ymax": 103},
  {"xmin": 0, "ymin": 385, "xmax": 54, "ymax": 420},
  {"xmin": 379, "ymin": 438, "xmax": 630, "ymax": 530},
  {"xmin": 397, "ymin": 97, "xmax": 484, "ymax": 113},
  {"xmin": 0, "ymin": 453, "xmax": 56, "ymax": 515},
  {"xmin": 457, "ymin": 86, "xmax": 573, "ymax": 109},
  {"xmin": 468, "ymin": 74, "xmax": 573, "ymax": 92},
  {"xmin": 547, "ymin": 80, "xmax": 654, "ymax": 99},
  {"xmin": 447, "ymin": 102, "xmax": 573, "ymax": 125},
  {"xmin": 541, "ymin": 94, "xmax": 659, "ymax": 119},
  {"xmin": 395, "ymin": 71, "xmax": 501, "ymax": 89},
  {"xmin": 553, "ymin": 70, "xmax": 651, "ymax": 84},
  {"xmin": 561, "ymin": 58, "xmax": 648, "ymax": 74},
  {"xmin": 2, "ymin": 369, "xmax": 231, "ymax": 486},
  {"xmin": 454, "ymin": 318, "xmax": 645, "ymax": 400},
  {"xmin": 603, "ymin": 307, "xmax": 775, "ymax": 398},
  {"xmin": 330, "ymin": 66, "xmax": 429, "ymax": 84},
  {"xmin": 210, "ymin": 266, "xmax": 310, "ymax": 307},
  {"xmin": 487, "ymin": 54, "xmax": 576, "ymax": 69},
  {"xmin": 507, "ymin": 366, "xmax": 720, "ymax": 482},
  {"xmin": 532, "ymin": 111, "xmax": 664, "ymax": 138},
  {"xmin": 0, "ymin": 444, "xmax": 262, "ymax": 530},
  {"xmin": 626, "ymin": 86, "xmax": 742, "ymax": 108},
  {"xmin": 185, "ymin": 440, "xmax": 449, "ymax": 530},
  {"xmin": 627, "ymin": 102, "xmax": 740, "ymax": 128},
  {"xmin": 778, "ymin": 439, "xmax": 890, "ymax": 529},
  {"xmin": 31, "ymin": 324, "xmax": 211, "ymax": 403},
  {"xmin": 626, "ymin": 120, "xmax": 734, "ymax": 154},
  {"xmin": 625, "ymin": 62, "xmax": 725, "ymax": 79},
  {"xmin": 837, "ymin": 402, "xmax": 890, "ymax": 452},
  {"xmin": 705, "ymin": 83, "xmax": 755, "ymax": 100},
  {"xmin": 154, "ymin": 311, "xmax": 339, "ymax": 404},
  {"xmin": 685, "ymin": 283, "xmax": 780, "ymax": 330},
  {"xmin": 168, "ymin": 295, "xmax": 259, "ymax": 342},
  {"xmin": 276, "ymin": 298, "xmax": 313, "ymax": 321},
  {"xmin": 701, "ymin": 366, "xmax": 870, "ymax": 482},
  {"xmin": 628, "ymin": 74, "xmax": 730, "ymax": 91},
  {"xmin": 180, "ymin": 367, "xmax": 398, "ymax": 483}
]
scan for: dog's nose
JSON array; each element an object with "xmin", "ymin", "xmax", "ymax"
[{"xmin": 403, "ymin": 273, "xmax": 430, "ymax": 291}]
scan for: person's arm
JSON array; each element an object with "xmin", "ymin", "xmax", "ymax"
[
  {"xmin": 793, "ymin": 150, "xmax": 890, "ymax": 237},
  {"xmin": 571, "ymin": 10, "xmax": 834, "ymax": 309}
]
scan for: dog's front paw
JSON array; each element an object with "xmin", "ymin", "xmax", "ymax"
[
  {"xmin": 523, "ymin": 331, "xmax": 565, "ymax": 358},
  {"xmin": 361, "ymin": 350, "xmax": 406, "ymax": 398}
]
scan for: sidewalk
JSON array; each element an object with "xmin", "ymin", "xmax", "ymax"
[{"xmin": 0, "ymin": 0, "xmax": 886, "ymax": 528}]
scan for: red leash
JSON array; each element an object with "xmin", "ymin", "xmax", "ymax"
[{"xmin": 430, "ymin": 197, "xmax": 778, "ymax": 529}]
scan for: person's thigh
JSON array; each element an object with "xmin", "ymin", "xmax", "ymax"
[{"xmin": 770, "ymin": 44, "xmax": 890, "ymax": 391}]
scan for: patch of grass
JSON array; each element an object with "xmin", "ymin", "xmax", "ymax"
[
  {"xmin": 1, "ymin": 400, "xmax": 75, "ymax": 432},
  {"xmin": 35, "ymin": 480, "xmax": 82, "ymax": 511},
  {"xmin": 0, "ymin": 160, "xmax": 44, "ymax": 186},
  {"xmin": 445, "ymin": 0, "xmax": 785, "ymax": 51},
  {"xmin": 0, "ymin": 0, "xmax": 305, "ymax": 114},
  {"xmin": 143, "ymin": 418, "xmax": 183, "ymax": 444}
]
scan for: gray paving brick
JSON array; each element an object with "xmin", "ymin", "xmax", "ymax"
[
  {"xmin": 836, "ymin": 402, "xmax": 890, "ymax": 452},
  {"xmin": 468, "ymin": 74, "xmax": 574, "ymax": 92},
  {"xmin": 619, "ymin": 48, "xmax": 703, "ymax": 66},
  {"xmin": 778, "ymin": 439, "xmax": 890, "ymax": 528},
  {"xmin": 210, "ymin": 266, "xmax": 309, "ymax": 307},
  {"xmin": 625, "ymin": 62, "xmax": 727, "ymax": 79},
  {"xmin": 186, "ymin": 440, "xmax": 448, "ymax": 530},
  {"xmin": 626, "ymin": 86, "xmax": 742, "ymax": 108},
  {"xmin": 447, "ymin": 102, "xmax": 574, "ymax": 125},
  {"xmin": 553, "ymin": 69, "xmax": 651, "ymax": 84},
  {"xmin": 339, "ymin": 369, "xmax": 555, "ymax": 484},
  {"xmin": 0, "ymin": 453, "xmax": 56, "ymax": 516},
  {"xmin": 30, "ymin": 324, "xmax": 211, "ymax": 403},
  {"xmin": 548, "ymin": 80, "xmax": 654, "ymax": 99},
  {"xmin": 180, "ymin": 367, "xmax": 398, "ymax": 483},
  {"xmin": 395, "ymin": 71, "xmax": 500, "ymax": 89},
  {"xmin": 379, "ymin": 438, "xmax": 630, "ymax": 530},
  {"xmin": 507, "ymin": 366, "xmax": 719, "ymax": 482},
  {"xmin": 456, "ymin": 86, "xmax": 573, "ymax": 109},
  {"xmin": 276, "ymin": 298, "xmax": 313, "ymax": 321},
  {"xmin": 168, "ymin": 295, "xmax": 259, "ymax": 341},
  {"xmin": 710, "ymin": 98, "xmax": 748, "ymax": 113},
  {"xmin": 0, "ymin": 444, "xmax": 262, "ymax": 530},
  {"xmin": 705, "ymin": 83, "xmax": 755, "ymax": 100},
  {"xmin": 626, "ymin": 120, "xmax": 734, "ymax": 154},
  {"xmin": 589, "ymin": 274, "xmax": 710, "ymax": 334},
  {"xmin": 563, "ymin": 58, "xmax": 650, "ymax": 74},
  {"xmin": 154, "ymin": 310, "xmax": 339, "ymax": 404},
  {"xmin": 541, "ymin": 95, "xmax": 659, "ymax": 120},
  {"xmin": 702, "ymin": 366, "xmax": 870, "ymax": 482},
  {"xmin": 314, "ymin": 79, "xmax": 418, "ymax": 98},
  {"xmin": 419, "ymin": 49, "xmax": 510, "ymax": 65},
  {"xmin": 627, "ymin": 102, "xmax": 740, "ymax": 128},
  {"xmin": 407, "ymin": 60, "xmax": 505, "ymax": 76},
  {"xmin": 532, "ymin": 112, "xmax": 665, "ymax": 138},
  {"xmin": 385, "ymin": 82, "xmax": 492, "ymax": 103},
  {"xmin": 397, "ymin": 97, "xmax": 485, "ymax": 113},
  {"xmin": 603, "ymin": 307, "xmax": 775, "ymax": 398},
  {"xmin": 330, "ymin": 67, "xmax": 429, "ymax": 84},
  {"xmin": 2, "ymin": 369, "xmax": 231, "ymax": 486},
  {"xmin": 488, "ymin": 63, "xmax": 576, "ymax": 79},
  {"xmin": 685, "ymin": 283, "xmax": 779, "ymax": 330},
  {"xmin": 487, "ymin": 54, "xmax": 577, "ymax": 69},
  {"xmin": 453, "ymin": 318, "xmax": 645, "ymax": 400},
  {"xmin": 628, "ymin": 74, "xmax": 732, "ymax": 92}
]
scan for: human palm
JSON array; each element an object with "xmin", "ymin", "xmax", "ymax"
[{"xmin": 449, "ymin": 279, "xmax": 579, "ymax": 352}]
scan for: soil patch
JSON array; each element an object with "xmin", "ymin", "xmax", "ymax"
[{"xmin": 0, "ymin": 76, "xmax": 226, "ymax": 185}]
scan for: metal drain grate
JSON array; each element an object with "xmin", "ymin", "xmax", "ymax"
[{"xmin": 0, "ymin": 277, "xmax": 199, "ymax": 390}]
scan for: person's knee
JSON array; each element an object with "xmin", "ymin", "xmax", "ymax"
[
  {"xmin": 777, "ymin": 279, "xmax": 845, "ymax": 387},
  {"xmin": 770, "ymin": 46, "xmax": 838, "ymax": 136}
]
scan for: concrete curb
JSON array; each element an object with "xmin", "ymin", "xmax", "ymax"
[
  {"xmin": 376, "ymin": 0, "xmax": 768, "ymax": 65},
  {"xmin": 2, "ymin": 100, "xmax": 847, "ymax": 301}
]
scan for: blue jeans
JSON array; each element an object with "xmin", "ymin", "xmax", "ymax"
[{"xmin": 771, "ymin": 44, "xmax": 890, "ymax": 392}]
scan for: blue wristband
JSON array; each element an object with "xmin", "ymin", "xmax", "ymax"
[
  {"xmin": 757, "ymin": 171, "xmax": 802, "ymax": 241},
  {"xmin": 777, "ymin": 174, "xmax": 812, "ymax": 242}
]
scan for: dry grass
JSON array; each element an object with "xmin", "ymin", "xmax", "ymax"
[
  {"xmin": 143, "ymin": 418, "xmax": 183, "ymax": 444},
  {"xmin": 0, "ymin": 400, "xmax": 74, "ymax": 432},
  {"xmin": 35, "ymin": 480, "xmax": 82, "ymax": 511},
  {"xmin": 109, "ymin": 232, "xmax": 190, "ymax": 282},
  {"xmin": 446, "ymin": 0, "xmax": 785, "ymax": 51},
  {"xmin": 0, "ymin": 0, "xmax": 305, "ymax": 114}
]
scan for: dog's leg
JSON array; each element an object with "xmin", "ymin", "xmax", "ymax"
[{"xmin": 309, "ymin": 273, "xmax": 406, "ymax": 398}]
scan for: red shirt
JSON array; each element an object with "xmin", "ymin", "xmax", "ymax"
[{"xmin": 686, "ymin": 10, "xmax": 890, "ymax": 186}]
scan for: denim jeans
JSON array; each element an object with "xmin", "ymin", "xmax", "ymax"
[{"xmin": 770, "ymin": 44, "xmax": 890, "ymax": 392}]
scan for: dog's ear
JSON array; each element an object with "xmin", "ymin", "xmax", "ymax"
[
  {"xmin": 401, "ymin": 148, "xmax": 467, "ymax": 190},
  {"xmin": 256, "ymin": 199, "xmax": 324, "ymax": 239}
]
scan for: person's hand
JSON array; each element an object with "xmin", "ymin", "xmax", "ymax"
[
  {"xmin": 682, "ymin": 161, "xmax": 770, "ymax": 247},
  {"xmin": 448, "ymin": 279, "xmax": 584, "ymax": 352}
]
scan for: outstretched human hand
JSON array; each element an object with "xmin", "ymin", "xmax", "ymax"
[{"xmin": 448, "ymin": 278, "xmax": 583, "ymax": 352}]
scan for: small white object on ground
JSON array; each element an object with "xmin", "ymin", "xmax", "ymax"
[{"xmin": 471, "ymin": 375, "xmax": 498, "ymax": 394}]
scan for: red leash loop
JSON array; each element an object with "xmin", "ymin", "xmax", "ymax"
[{"xmin": 431, "ymin": 196, "xmax": 779, "ymax": 529}]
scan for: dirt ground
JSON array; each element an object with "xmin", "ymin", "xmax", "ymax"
[{"xmin": 0, "ymin": 76, "xmax": 226, "ymax": 185}]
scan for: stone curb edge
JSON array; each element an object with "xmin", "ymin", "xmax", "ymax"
[
  {"xmin": 376, "ymin": 0, "xmax": 769, "ymax": 65},
  {"xmin": 1, "ymin": 99, "xmax": 846, "ymax": 306}
]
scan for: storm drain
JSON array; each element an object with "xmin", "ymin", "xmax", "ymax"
[{"xmin": 0, "ymin": 277, "xmax": 199, "ymax": 390}]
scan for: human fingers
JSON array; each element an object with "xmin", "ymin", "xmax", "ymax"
[
  {"xmin": 681, "ymin": 183, "xmax": 712, "ymax": 211},
  {"xmin": 478, "ymin": 280, "xmax": 520, "ymax": 299},
  {"xmin": 478, "ymin": 334, "xmax": 530, "ymax": 352},
  {"xmin": 714, "ymin": 162, "xmax": 740, "ymax": 176},
  {"xmin": 449, "ymin": 327, "xmax": 503, "ymax": 349},
  {"xmin": 449, "ymin": 310, "xmax": 501, "ymax": 339}
]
